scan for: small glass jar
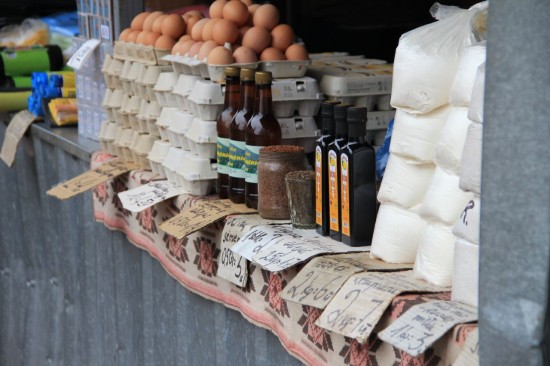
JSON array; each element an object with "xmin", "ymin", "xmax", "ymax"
[{"xmin": 258, "ymin": 145, "xmax": 306, "ymax": 219}]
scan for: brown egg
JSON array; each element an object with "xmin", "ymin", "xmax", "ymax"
[
  {"xmin": 179, "ymin": 34, "xmax": 192, "ymax": 42},
  {"xmin": 131, "ymin": 12, "xmax": 150, "ymax": 31},
  {"xmin": 240, "ymin": 0, "xmax": 253, "ymax": 5},
  {"xmin": 179, "ymin": 40, "xmax": 196, "ymax": 55},
  {"xmin": 185, "ymin": 16, "xmax": 200, "ymax": 35},
  {"xmin": 223, "ymin": 0, "xmax": 249, "ymax": 27},
  {"xmin": 233, "ymin": 46, "xmax": 257, "ymax": 63},
  {"xmin": 209, "ymin": 0, "xmax": 227, "ymax": 18},
  {"xmin": 191, "ymin": 18, "xmax": 209, "ymax": 41},
  {"xmin": 285, "ymin": 43, "xmax": 309, "ymax": 60},
  {"xmin": 247, "ymin": 4, "xmax": 260, "ymax": 25},
  {"xmin": 155, "ymin": 35, "xmax": 177, "ymax": 50},
  {"xmin": 198, "ymin": 40, "xmax": 218, "ymax": 60},
  {"xmin": 241, "ymin": 26, "xmax": 270, "ymax": 54},
  {"xmin": 144, "ymin": 32, "xmax": 161, "ymax": 46},
  {"xmin": 118, "ymin": 28, "xmax": 132, "ymax": 41},
  {"xmin": 152, "ymin": 14, "xmax": 167, "ymax": 33},
  {"xmin": 185, "ymin": 10, "xmax": 204, "ymax": 19},
  {"xmin": 143, "ymin": 11, "xmax": 163, "ymax": 31},
  {"xmin": 208, "ymin": 46, "xmax": 234, "ymax": 65},
  {"xmin": 260, "ymin": 47, "xmax": 285, "ymax": 61},
  {"xmin": 171, "ymin": 41, "xmax": 182, "ymax": 55},
  {"xmin": 136, "ymin": 31, "xmax": 149, "ymax": 45},
  {"xmin": 253, "ymin": 4, "xmax": 279, "ymax": 30},
  {"xmin": 162, "ymin": 14, "xmax": 186, "ymax": 38},
  {"xmin": 188, "ymin": 41, "xmax": 204, "ymax": 57},
  {"xmin": 126, "ymin": 29, "xmax": 140, "ymax": 43},
  {"xmin": 238, "ymin": 25, "xmax": 250, "ymax": 44},
  {"xmin": 213, "ymin": 19, "xmax": 239, "ymax": 45},
  {"xmin": 202, "ymin": 19, "xmax": 220, "ymax": 42},
  {"xmin": 270, "ymin": 24, "xmax": 294, "ymax": 51}
]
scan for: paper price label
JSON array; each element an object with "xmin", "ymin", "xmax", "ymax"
[
  {"xmin": 453, "ymin": 328, "xmax": 479, "ymax": 366},
  {"xmin": 118, "ymin": 180, "xmax": 186, "ymax": 213},
  {"xmin": 315, "ymin": 271, "xmax": 450, "ymax": 343},
  {"xmin": 67, "ymin": 39, "xmax": 100, "ymax": 70},
  {"xmin": 0, "ymin": 110, "xmax": 36, "ymax": 167},
  {"xmin": 378, "ymin": 300, "xmax": 477, "ymax": 357}
]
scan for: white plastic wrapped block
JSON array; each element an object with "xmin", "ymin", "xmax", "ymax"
[
  {"xmin": 420, "ymin": 167, "xmax": 475, "ymax": 225},
  {"xmin": 413, "ymin": 223, "xmax": 456, "ymax": 287},
  {"xmin": 390, "ymin": 106, "xmax": 450, "ymax": 162},
  {"xmin": 459, "ymin": 122, "xmax": 482, "ymax": 194},
  {"xmin": 468, "ymin": 62, "xmax": 485, "ymax": 123},
  {"xmin": 377, "ymin": 155, "xmax": 435, "ymax": 208},
  {"xmin": 451, "ymin": 238, "xmax": 479, "ymax": 307},
  {"xmin": 453, "ymin": 194, "xmax": 480, "ymax": 244},
  {"xmin": 433, "ymin": 106, "xmax": 471, "ymax": 175},
  {"xmin": 449, "ymin": 42, "xmax": 486, "ymax": 106},
  {"xmin": 370, "ymin": 204, "xmax": 427, "ymax": 263}
]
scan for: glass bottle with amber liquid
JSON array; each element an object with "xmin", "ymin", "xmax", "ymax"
[
  {"xmin": 228, "ymin": 68, "xmax": 255, "ymax": 203},
  {"xmin": 216, "ymin": 66, "xmax": 240, "ymax": 199},
  {"xmin": 244, "ymin": 71, "xmax": 281, "ymax": 209},
  {"xmin": 340, "ymin": 107, "xmax": 376, "ymax": 246},
  {"xmin": 315, "ymin": 101, "xmax": 339, "ymax": 236},
  {"xmin": 327, "ymin": 104, "xmax": 350, "ymax": 241}
]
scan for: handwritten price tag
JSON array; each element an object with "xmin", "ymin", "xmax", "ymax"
[
  {"xmin": 453, "ymin": 327, "xmax": 479, "ymax": 366},
  {"xmin": 378, "ymin": 300, "xmax": 477, "ymax": 356},
  {"xmin": 118, "ymin": 180, "xmax": 186, "ymax": 213},
  {"xmin": 315, "ymin": 271, "xmax": 450, "ymax": 343},
  {"xmin": 67, "ymin": 39, "xmax": 100, "ymax": 70},
  {"xmin": 0, "ymin": 110, "xmax": 36, "ymax": 167}
]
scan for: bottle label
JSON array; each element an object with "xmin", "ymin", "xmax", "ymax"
[
  {"xmin": 315, "ymin": 146, "xmax": 323, "ymax": 226},
  {"xmin": 244, "ymin": 145, "xmax": 263, "ymax": 183},
  {"xmin": 341, "ymin": 153, "xmax": 350, "ymax": 237},
  {"xmin": 328, "ymin": 149, "xmax": 339, "ymax": 232},
  {"xmin": 217, "ymin": 137, "xmax": 230, "ymax": 174},
  {"xmin": 228, "ymin": 140, "xmax": 246, "ymax": 178}
]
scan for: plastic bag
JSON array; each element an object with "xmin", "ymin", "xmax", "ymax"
[
  {"xmin": 375, "ymin": 118, "xmax": 394, "ymax": 181},
  {"xmin": 390, "ymin": 2, "xmax": 488, "ymax": 114},
  {"xmin": 0, "ymin": 18, "xmax": 49, "ymax": 47}
]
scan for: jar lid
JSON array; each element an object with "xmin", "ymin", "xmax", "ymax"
[
  {"xmin": 224, "ymin": 66, "xmax": 240, "ymax": 77},
  {"xmin": 259, "ymin": 145, "xmax": 305, "ymax": 158},
  {"xmin": 255, "ymin": 71, "xmax": 272, "ymax": 85},
  {"xmin": 241, "ymin": 68, "xmax": 255, "ymax": 81}
]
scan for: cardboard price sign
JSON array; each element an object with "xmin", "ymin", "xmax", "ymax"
[
  {"xmin": 0, "ymin": 110, "xmax": 36, "ymax": 167},
  {"xmin": 281, "ymin": 253, "xmax": 412, "ymax": 309},
  {"xmin": 118, "ymin": 180, "xmax": 186, "ymax": 213},
  {"xmin": 315, "ymin": 271, "xmax": 450, "ymax": 343},
  {"xmin": 159, "ymin": 199, "xmax": 256, "ymax": 239},
  {"xmin": 453, "ymin": 328, "xmax": 479, "ymax": 366},
  {"xmin": 47, "ymin": 160, "xmax": 138, "ymax": 199},
  {"xmin": 378, "ymin": 300, "xmax": 477, "ymax": 356}
]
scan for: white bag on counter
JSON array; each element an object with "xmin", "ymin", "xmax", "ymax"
[
  {"xmin": 459, "ymin": 122, "xmax": 482, "ymax": 194},
  {"xmin": 451, "ymin": 238, "xmax": 479, "ymax": 307},
  {"xmin": 453, "ymin": 194, "xmax": 480, "ymax": 244},
  {"xmin": 370, "ymin": 204, "xmax": 427, "ymax": 264},
  {"xmin": 377, "ymin": 155, "xmax": 435, "ymax": 208},
  {"xmin": 390, "ymin": 106, "xmax": 450, "ymax": 163},
  {"xmin": 413, "ymin": 223, "xmax": 456, "ymax": 287},
  {"xmin": 433, "ymin": 106, "xmax": 471, "ymax": 175},
  {"xmin": 468, "ymin": 62, "xmax": 486, "ymax": 123},
  {"xmin": 449, "ymin": 42, "xmax": 487, "ymax": 106},
  {"xmin": 390, "ymin": 2, "xmax": 488, "ymax": 114},
  {"xmin": 420, "ymin": 167, "xmax": 475, "ymax": 225}
]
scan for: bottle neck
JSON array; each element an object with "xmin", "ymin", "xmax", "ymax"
[
  {"xmin": 348, "ymin": 122, "xmax": 366, "ymax": 143},
  {"xmin": 334, "ymin": 118, "xmax": 347, "ymax": 138},
  {"xmin": 347, "ymin": 135, "xmax": 365, "ymax": 144},
  {"xmin": 254, "ymin": 83, "xmax": 273, "ymax": 115},
  {"xmin": 225, "ymin": 78, "xmax": 240, "ymax": 110},
  {"xmin": 240, "ymin": 80, "xmax": 255, "ymax": 111},
  {"xmin": 321, "ymin": 115, "xmax": 335, "ymax": 135}
]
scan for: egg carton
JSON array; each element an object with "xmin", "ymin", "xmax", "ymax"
[
  {"xmin": 166, "ymin": 110, "xmax": 194, "ymax": 150},
  {"xmin": 174, "ymin": 152, "xmax": 217, "ymax": 197},
  {"xmin": 278, "ymin": 116, "xmax": 321, "ymax": 154},
  {"xmin": 156, "ymin": 107, "xmax": 176, "ymax": 141},
  {"xmin": 147, "ymin": 140, "xmax": 172, "ymax": 178},
  {"xmin": 121, "ymin": 95, "xmax": 141, "ymax": 130},
  {"xmin": 119, "ymin": 60, "xmax": 134, "ymax": 95},
  {"xmin": 328, "ymin": 94, "xmax": 392, "ymax": 111},
  {"xmin": 185, "ymin": 118, "xmax": 217, "ymax": 159},
  {"xmin": 98, "ymin": 121, "xmax": 118, "ymax": 155},
  {"xmin": 113, "ymin": 128, "xmax": 135, "ymax": 163},
  {"xmin": 308, "ymin": 58, "xmax": 388, "ymax": 78},
  {"xmin": 187, "ymin": 79, "xmax": 224, "ymax": 120},
  {"xmin": 101, "ymin": 54, "xmax": 116, "ymax": 89},
  {"xmin": 366, "ymin": 110, "xmax": 396, "ymax": 131},
  {"xmin": 129, "ymin": 62, "xmax": 147, "ymax": 97},
  {"xmin": 164, "ymin": 54, "xmax": 203, "ymax": 77},
  {"xmin": 101, "ymin": 89, "xmax": 114, "ymax": 121},
  {"xmin": 105, "ymin": 57, "xmax": 124, "ymax": 90},
  {"xmin": 161, "ymin": 146, "xmax": 186, "ymax": 185},
  {"xmin": 135, "ymin": 65, "xmax": 173, "ymax": 102},
  {"xmin": 271, "ymin": 77, "xmax": 323, "ymax": 118},
  {"xmin": 172, "ymin": 74, "xmax": 204, "ymax": 112},
  {"xmin": 130, "ymin": 133, "xmax": 157, "ymax": 170},
  {"xmin": 154, "ymin": 72, "xmax": 178, "ymax": 108},
  {"xmin": 204, "ymin": 61, "xmax": 259, "ymax": 83},
  {"xmin": 113, "ymin": 41, "xmax": 171, "ymax": 66},
  {"xmin": 259, "ymin": 60, "xmax": 311, "ymax": 79}
]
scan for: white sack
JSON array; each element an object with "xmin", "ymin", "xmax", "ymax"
[
  {"xmin": 452, "ymin": 194, "xmax": 480, "ymax": 244},
  {"xmin": 420, "ymin": 166, "xmax": 475, "ymax": 225},
  {"xmin": 449, "ymin": 42, "xmax": 487, "ymax": 106},
  {"xmin": 377, "ymin": 155, "xmax": 435, "ymax": 208},
  {"xmin": 468, "ymin": 62, "xmax": 486, "ymax": 123},
  {"xmin": 459, "ymin": 122, "xmax": 482, "ymax": 194},
  {"xmin": 433, "ymin": 106, "xmax": 471, "ymax": 175},
  {"xmin": 451, "ymin": 238, "xmax": 479, "ymax": 307},
  {"xmin": 370, "ymin": 203, "xmax": 427, "ymax": 264},
  {"xmin": 390, "ymin": 106, "xmax": 450, "ymax": 163},
  {"xmin": 413, "ymin": 224, "xmax": 456, "ymax": 287}
]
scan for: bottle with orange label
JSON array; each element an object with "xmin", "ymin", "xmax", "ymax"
[
  {"xmin": 327, "ymin": 104, "xmax": 350, "ymax": 241},
  {"xmin": 340, "ymin": 107, "xmax": 377, "ymax": 246},
  {"xmin": 315, "ymin": 101, "xmax": 339, "ymax": 236}
]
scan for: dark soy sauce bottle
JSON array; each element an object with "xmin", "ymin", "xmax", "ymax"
[
  {"xmin": 315, "ymin": 101, "xmax": 340, "ymax": 236},
  {"xmin": 216, "ymin": 66, "xmax": 240, "ymax": 199},
  {"xmin": 340, "ymin": 107, "xmax": 377, "ymax": 246},
  {"xmin": 328, "ymin": 104, "xmax": 350, "ymax": 241},
  {"xmin": 228, "ymin": 68, "xmax": 255, "ymax": 203}
]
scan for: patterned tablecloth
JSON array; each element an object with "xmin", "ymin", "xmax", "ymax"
[{"xmin": 91, "ymin": 152, "xmax": 477, "ymax": 366}]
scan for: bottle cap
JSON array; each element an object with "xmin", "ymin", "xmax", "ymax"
[
  {"xmin": 255, "ymin": 71, "xmax": 272, "ymax": 85},
  {"xmin": 224, "ymin": 66, "xmax": 240, "ymax": 78},
  {"xmin": 321, "ymin": 100, "xmax": 340, "ymax": 116},
  {"xmin": 334, "ymin": 104, "xmax": 350, "ymax": 136},
  {"xmin": 240, "ymin": 68, "xmax": 255, "ymax": 81},
  {"xmin": 347, "ymin": 107, "xmax": 368, "ymax": 138}
]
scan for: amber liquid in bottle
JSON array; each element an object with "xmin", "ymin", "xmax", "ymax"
[
  {"xmin": 244, "ymin": 71, "xmax": 282, "ymax": 209},
  {"xmin": 216, "ymin": 67, "xmax": 240, "ymax": 199},
  {"xmin": 328, "ymin": 104, "xmax": 350, "ymax": 241},
  {"xmin": 340, "ymin": 107, "xmax": 377, "ymax": 246},
  {"xmin": 228, "ymin": 68, "xmax": 255, "ymax": 204}
]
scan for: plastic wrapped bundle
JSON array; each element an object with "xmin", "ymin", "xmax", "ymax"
[
  {"xmin": 451, "ymin": 238, "xmax": 479, "ymax": 307},
  {"xmin": 413, "ymin": 223, "xmax": 456, "ymax": 287},
  {"xmin": 449, "ymin": 42, "xmax": 487, "ymax": 106},
  {"xmin": 459, "ymin": 122, "xmax": 482, "ymax": 194},
  {"xmin": 453, "ymin": 195, "xmax": 480, "ymax": 244},
  {"xmin": 433, "ymin": 106, "xmax": 471, "ymax": 175},
  {"xmin": 468, "ymin": 62, "xmax": 486, "ymax": 123}
]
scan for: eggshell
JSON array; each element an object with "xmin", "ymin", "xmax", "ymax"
[
  {"xmin": 191, "ymin": 18, "xmax": 209, "ymax": 41},
  {"xmin": 126, "ymin": 30, "xmax": 140, "ymax": 43},
  {"xmin": 253, "ymin": 4, "xmax": 279, "ymax": 30},
  {"xmin": 247, "ymin": 4, "xmax": 260, "ymax": 25},
  {"xmin": 241, "ymin": 26, "xmax": 270, "ymax": 54},
  {"xmin": 285, "ymin": 43, "xmax": 309, "ymax": 60},
  {"xmin": 162, "ymin": 14, "xmax": 186, "ymax": 38},
  {"xmin": 179, "ymin": 34, "xmax": 192, "ymax": 42},
  {"xmin": 155, "ymin": 35, "xmax": 177, "ymax": 50},
  {"xmin": 240, "ymin": 0, "xmax": 253, "ymax": 5},
  {"xmin": 260, "ymin": 47, "xmax": 285, "ymax": 61},
  {"xmin": 143, "ymin": 11, "xmax": 163, "ymax": 31},
  {"xmin": 171, "ymin": 42, "xmax": 182, "ymax": 55},
  {"xmin": 198, "ymin": 40, "xmax": 218, "ymax": 61},
  {"xmin": 233, "ymin": 46, "xmax": 257, "ymax": 63},
  {"xmin": 152, "ymin": 14, "xmax": 167, "ymax": 33},
  {"xmin": 118, "ymin": 28, "xmax": 132, "ymax": 41},
  {"xmin": 270, "ymin": 24, "xmax": 294, "ymax": 51},
  {"xmin": 179, "ymin": 40, "xmax": 196, "ymax": 55},
  {"xmin": 238, "ymin": 25, "xmax": 250, "ymax": 44},
  {"xmin": 208, "ymin": 46, "xmax": 234, "ymax": 65},
  {"xmin": 186, "ymin": 16, "xmax": 200, "ymax": 35},
  {"xmin": 188, "ymin": 41, "xmax": 204, "ymax": 57},
  {"xmin": 213, "ymin": 19, "xmax": 239, "ymax": 45},
  {"xmin": 223, "ymin": 0, "xmax": 249, "ymax": 27},
  {"xmin": 202, "ymin": 19, "xmax": 220, "ymax": 41},
  {"xmin": 131, "ymin": 12, "xmax": 150, "ymax": 31},
  {"xmin": 209, "ymin": 0, "xmax": 228, "ymax": 18},
  {"xmin": 136, "ymin": 31, "xmax": 149, "ymax": 45},
  {"xmin": 144, "ymin": 32, "xmax": 161, "ymax": 46}
]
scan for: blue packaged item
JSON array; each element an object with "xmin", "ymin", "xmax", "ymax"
[{"xmin": 375, "ymin": 118, "xmax": 394, "ymax": 181}]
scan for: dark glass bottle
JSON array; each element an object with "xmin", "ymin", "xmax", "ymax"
[
  {"xmin": 244, "ymin": 71, "xmax": 282, "ymax": 209},
  {"xmin": 216, "ymin": 66, "xmax": 240, "ymax": 199},
  {"xmin": 340, "ymin": 107, "xmax": 377, "ymax": 246},
  {"xmin": 328, "ymin": 104, "xmax": 350, "ymax": 241},
  {"xmin": 315, "ymin": 101, "xmax": 340, "ymax": 236},
  {"xmin": 228, "ymin": 68, "xmax": 255, "ymax": 204}
]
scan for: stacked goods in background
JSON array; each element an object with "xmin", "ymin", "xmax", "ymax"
[
  {"xmin": 76, "ymin": 0, "xmax": 114, "ymax": 43},
  {"xmin": 370, "ymin": 2, "xmax": 488, "ymax": 287}
]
